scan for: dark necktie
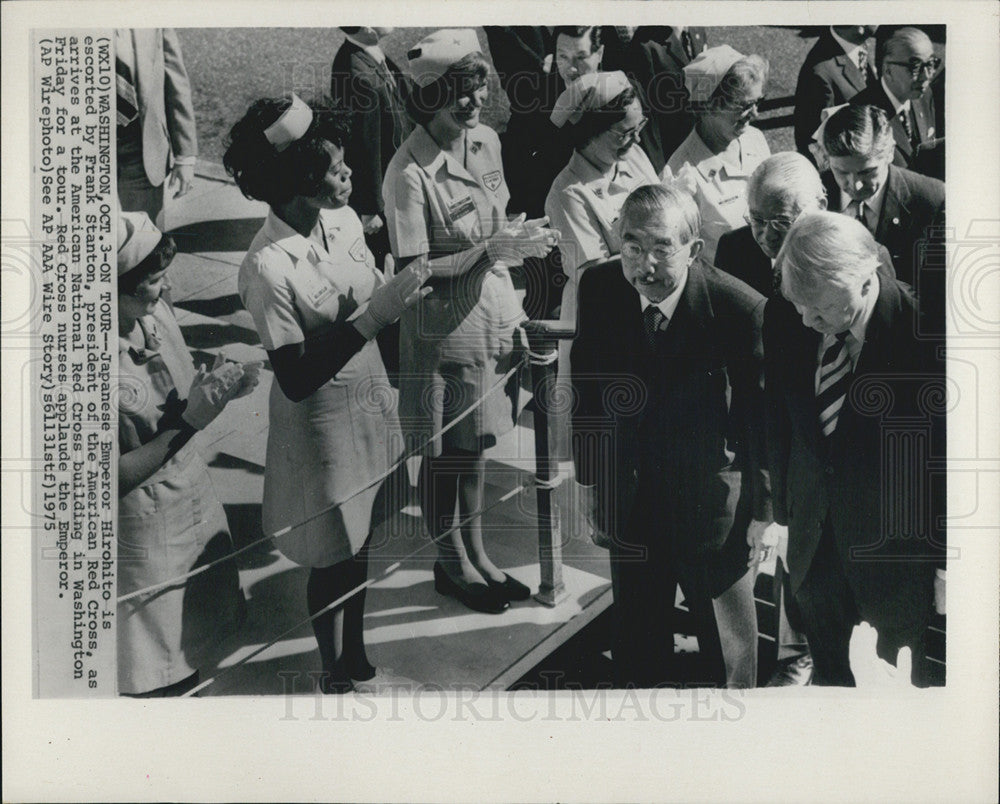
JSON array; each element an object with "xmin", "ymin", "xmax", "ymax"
[
  {"xmin": 899, "ymin": 107, "xmax": 919, "ymax": 150},
  {"xmin": 817, "ymin": 331, "xmax": 852, "ymax": 437},
  {"xmin": 857, "ymin": 49, "xmax": 869, "ymax": 85},
  {"xmin": 116, "ymin": 54, "xmax": 139, "ymax": 130},
  {"xmin": 681, "ymin": 29, "xmax": 696, "ymax": 62},
  {"xmin": 850, "ymin": 200, "xmax": 870, "ymax": 232},
  {"xmin": 643, "ymin": 305, "xmax": 665, "ymax": 347}
]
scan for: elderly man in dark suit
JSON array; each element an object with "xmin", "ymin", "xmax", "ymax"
[
  {"xmin": 571, "ymin": 184, "xmax": 770, "ymax": 688},
  {"xmin": 330, "ymin": 26, "xmax": 414, "ymax": 268},
  {"xmin": 822, "ymin": 103, "xmax": 945, "ymax": 331},
  {"xmin": 115, "ymin": 28, "xmax": 198, "ymax": 228},
  {"xmin": 625, "ymin": 26, "xmax": 709, "ymax": 170},
  {"xmin": 849, "ymin": 27, "xmax": 942, "ymax": 179},
  {"xmin": 794, "ymin": 26, "xmax": 878, "ymax": 161},
  {"xmin": 763, "ymin": 211, "xmax": 945, "ymax": 686},
  {"xmin": 716, "ymin": 151, "xmax": 897, "ymax": 299}
]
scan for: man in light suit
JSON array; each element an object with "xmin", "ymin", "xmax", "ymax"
[
  {"xmin": 763, "ymin": 211, "xmax": 945, "ymax": 686},
  {"xmin": 849, "ymin": 27, "xmax": 942, "ymax": 179},
  {"xmin": 794, "ymin": 26, "xmax": 878, "ymax": 161},
  {"xmin": 330, "ymin": 26, "xmax": 413, "ymax": 269},
  {"xmin": 115, "ymin": 28, "xmax": 197, "ymax": 228},
  {"xmin": 821, "ymin": 103, "xmax": 945, "ymax": 331},
  {"xmin": 571, "ymin": 184, "xmax": 770, "ymax": 688}
]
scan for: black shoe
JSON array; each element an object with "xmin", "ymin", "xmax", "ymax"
[
  {"xmin": 485, "ymin": 572, "xmax": 532, "ymax": 602},
  {"xmin": 433, "ymin": 562, "xmax": 510, "ymax": 614},
  {"xmin": 764, "ymin": 653, "xmax": 814, "ymax": 687}
]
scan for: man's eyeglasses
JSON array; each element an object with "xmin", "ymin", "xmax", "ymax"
[
  {"xmin": 621, "ymin": 239, "xmax": 689, "ymax": 262},
  {"xmin": 744, "ymin": 211, "xmax": 795, "ymax": 233},
  {"xmin": 609, "ymin": 116, "xmax": 649, "ymax": 144},
  {"xmin": 885, "ymin": 56, "xmax": 941, "ymax": 78}
]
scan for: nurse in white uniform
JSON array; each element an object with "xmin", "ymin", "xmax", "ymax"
[
  {"xmin": 226, "ymin": 95, "xmax": 430, "ymax": 693},
  {"xmin": 665, "ymin": 45, "xmax": 771, "ymax": 265},
  {"xmin": 383, "ymin": 30, "xmax": 560, "ymax": 614}
]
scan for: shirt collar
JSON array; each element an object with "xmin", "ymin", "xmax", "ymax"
[
  {"xmin": 827, "ymin": 272, "xmax": 879, "ymax": 348},
  {"xmin": 829, "ymin": 27, "xmax": 866, "ymax": 69},
  {"xmin": 638, "ymin": 267, "xmax": 688, "ymax": 322},
  {"xmin": 839, "ymin": 174, "xmax": 887, "ymax": 221},
  {"xmin": 568, "ymin": 148, "xmax": 640, "ymax": 196},
  {"xmin": 260, "ymin": 209, "xmax": 323, "ymax": 264},
  {"xmin": 685, "ymin": 128, "xmax": 759, "ymax": 181},
  {"xmin": 408, "ymin": 124, "xmax": 486, "ymax": 184},
  {"xmin": 119, "ymin": 309, "xmax": 163, "ymax": 364},
  {"xmin": 344, "ymin": 34, "xmax": 387, "ymax": 65},
  {"xmin": 881, "ymin": 76, "xmax": 910, "ymax": 114}
]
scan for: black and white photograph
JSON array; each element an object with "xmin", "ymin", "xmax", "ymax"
[{"xmin": 2, "ymin": 1, "xmax": 997, "ymax": 801}]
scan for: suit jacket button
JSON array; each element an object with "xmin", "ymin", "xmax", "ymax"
[{"xmin": 825, "ymin": 466, "xmax": 835, "ymax": 476}]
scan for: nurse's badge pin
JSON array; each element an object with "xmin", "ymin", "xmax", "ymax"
[{"xmin": 482, "ymin": 170, "xmax": 503, "ymax": 193}]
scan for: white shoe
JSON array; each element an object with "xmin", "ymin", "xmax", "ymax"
[{"xmin": 351, "ymin": 667, "xmax": 418, "ymax": 695}]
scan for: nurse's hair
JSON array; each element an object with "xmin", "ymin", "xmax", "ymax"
[
  {"xmin": 777, "ymin": 211, "xmax": 880, "ymax": 300},
  {"xmin": 822, "ymin": 103, "xmax": 896, "ymax": 162},
  {"xmin": 695, "ymin": 54, "xmax": 769, "ymax": 113},
  {"xmin": 618, "ymin": 183, "xmax": 702, "ymax": 244},
  {"xmin": 118, "ymin": 234, "xmax": 178, "ymax": 296},
  {"xmin": 404, "ymin": 51, "xmax": 492, "ymax": 127},
  {"xmin": 567, "ymin": 85, "xmax": 639, "ymax": 152},
  {"xmin": 223, "ymin": 95, "xmax": 351, "ymax": 207}
]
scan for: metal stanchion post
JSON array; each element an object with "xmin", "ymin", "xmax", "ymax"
[{"xmin": 522, "ymin": 320, "xmax": 575, "ymax": 607}]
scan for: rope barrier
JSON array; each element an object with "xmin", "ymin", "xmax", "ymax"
[
  {"xmin": 526, "ymin": 347, "xmax": 558, "ymax": 366},
  {"xmin": 118, "ymin": 353, "xmax": 530, "ymax": 604},
  {"xmin": 183, "ymin": 479, "xmax": 533, "ymax": 696}
]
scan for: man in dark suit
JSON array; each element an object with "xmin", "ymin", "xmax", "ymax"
[
  {"xmin": 571, "ymin": 184, "xmax": 770, "ymax": 688},
  {"xmin": 794, "ymin": 26, "xmax": 878, "ymax": 161},
  {"xmin": 115, "ymin": 28, "xmax": 198, "ymax": 228},
  {"xmin": 822, "ymin": 103, "xmax": 945, "ymax": 331},
  {"xmin": 849, "ymin": 27, "xmax": 942, "ymax": 179},
  {"xmin": 716, "ymin": 151, "xmax": 897, "ymax": 299},
  {"xmin": 330, "ymin": 26, "xmax": 414, "ymax": 268},
  {"xmin": 625, "ymin": 26, "xmax": 709, "ymax": 167},
  {"xmin": 763, "ymin": 211, "xmax": 945, "ymax": 686}
]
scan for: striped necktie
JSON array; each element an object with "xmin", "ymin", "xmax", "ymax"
[
  {"xmin": 116, "ymin": 54, "xmax": 139, "ymax": 129},
  {"xmin": 817, "ymin": 331, "xmax": 852, "ymax": 437},
  {"xmin": 898, "ymin": 106, "xmax": 919, "ymax": 150},
  {"xmin": 857, "ymin": 49, "xmax": 869, "ymax": 85}
]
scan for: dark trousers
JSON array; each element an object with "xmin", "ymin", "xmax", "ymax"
[{"xmin": 794, "ymin": 524, "xmax": 931, "ymax": 686}]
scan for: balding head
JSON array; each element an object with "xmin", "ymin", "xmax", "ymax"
[
  {"xmin": 881, "ymin": 27, "xmax": 937, "ymax": 101},
  {"xmin": 745, "ymin": 152, "xmax": 827, "ymax": 258}
]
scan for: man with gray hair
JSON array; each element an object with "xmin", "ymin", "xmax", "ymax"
[
  {"xmin": 571, "ymin": 183, "xmax": 769, "ymax": 688},
  {"xmin": 849, "ymin": 26, "xmax": 942, "ymax": 178},
  {"xmin": 716, "ymin": 151, "xmax": 895, "ymax": 299},
  {"xmin": 762, "ymin": 210, "xmax": 945, "ymax": 686}
]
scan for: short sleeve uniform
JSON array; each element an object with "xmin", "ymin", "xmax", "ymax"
[
  {"xmin": 117, "ymin": 298, "xmax": 244, "ymax": 694},
  {"xmin": 544, "ymin": 144, "xmax": 659, "ymax": 325},
  {"xmin": 665, "ymin": 125, "xmax": 770, "ymax": 266},
  {"xmin": 238, "ymin": 205, "xmax": 403, "ymax": 567},
  {"xmin": 382, "ymin": 123, "xmax": 525, "ymax": 455}
]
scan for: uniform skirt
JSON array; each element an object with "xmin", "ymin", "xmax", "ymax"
[
  {"xmin": 117, "ymin": 442, "xmax": 245, "ymax": 695},
  {"xmin": 262, "ymin": 339, "xmax": 404, "ymax": 567}
]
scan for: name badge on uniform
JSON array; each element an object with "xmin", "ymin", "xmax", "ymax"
[
  {"xmin": 448, "ymin": 195, "xmax": 476, "ymax": 221},
  {"xmin": 349, "ymin": 237, "xmax": 369, "ymax": 263},
  {"xmin": 718, "ymin": 194, "xmax": 740, "ymax": 206},
  {"xmin": 482, "ymin": 170, "xmax": 503, "ymax": 193},
  {"xmin": 305, "ymin": 276, "xmax": 335, "ymax": 308}
]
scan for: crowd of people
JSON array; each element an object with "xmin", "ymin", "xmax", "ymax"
[{"xmin": 114, "ymin": 24, "xmax": 947, "ymax": 696}]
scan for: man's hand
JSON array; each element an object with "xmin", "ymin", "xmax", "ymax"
[
  {"xmin": 747, "ymin": 520, "xmax": 787, "ymax": 569},
  {"xmin": 579, "ymin": 482, "xmax": 611, "ymax": 549},
  {"xmin": 168, "ymin": 163, "xmax": 195, "ymax": 198},
  {"xmin": 849, "ymin": 622, "xmax": 915, "ymax": 690}
]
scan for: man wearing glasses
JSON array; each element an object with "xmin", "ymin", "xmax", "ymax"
[
  {"xmin": 570, "ymin": 184, "xmax": 769, "ymax": 689},
  {"xmin": 715, "ymin": 151, "xmax": 897, "ymax": 299},
  {"xmin": 850, "ymin": 27, "xmax": 943, "ymax": 179}
]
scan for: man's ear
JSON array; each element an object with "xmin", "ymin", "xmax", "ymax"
[
  {"xmin": 688, "ymin": 238, "xmax": 704, "ymax": 262},
  {"xmin": 816, "ymin": 196, "xmax": 828, "ymax": 211},
  {"xmin": 860, "ymin": 275, "xmax": 874, "ymax": 296},
  {"xmin": 595, "ymin": 44, "xmax": 605, "ymax": 65}
]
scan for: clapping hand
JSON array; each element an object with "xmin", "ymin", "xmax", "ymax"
[
  {"xmin": 747, "ymin": 520, "xmax": 787, "ymax": 569},
  {"xmin": 486, "ymin": 214, "xmax": 561, "ymax": 266},
  {"xmin": 848, "ymin": 622, "xmax": 915, "ymax": 689},
  {"xmin": 353, "ymin": 255, "xmax": 432, "ymax": 340}
]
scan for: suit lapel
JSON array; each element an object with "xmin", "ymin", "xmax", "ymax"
[
  {"xmin": 875, "ymin": 167, "xmax": 910, "ymax": 243},
  {"xmin": 834, "ymin": 52, "xmax": 866, "ymax": 94}
]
